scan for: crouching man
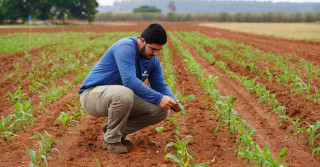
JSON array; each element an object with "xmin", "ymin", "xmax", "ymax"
[{"xmin": 79, "ymin": 23, "xmax": 181, "ymax": 154}]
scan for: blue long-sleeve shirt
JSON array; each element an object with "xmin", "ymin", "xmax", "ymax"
[{"xmin": 78, "ymin": 37, "xmax": 176, "ymax": 105}]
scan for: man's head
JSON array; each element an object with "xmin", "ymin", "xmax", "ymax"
[
  {"xmin": 139, "ymin": 23, "xmax": 167, "ymax": 60},
  {"xmin": 140, "ymin": 23, "xmax": 167, "ymax": 45}
]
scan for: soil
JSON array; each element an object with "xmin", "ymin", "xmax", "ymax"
[{"xmin": 0, "ymin": 22, "xmax": 319, "ymax": 166}]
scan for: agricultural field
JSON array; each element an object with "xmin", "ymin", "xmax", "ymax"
[
  {"xmin": 0, "ymin": 22, "xmax": 320, "ymax": 166},
  {"xmin": 200, "ymin": 23, "xmax": 320, "ymax": 41}
]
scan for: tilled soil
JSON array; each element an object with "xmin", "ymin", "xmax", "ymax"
[{"xmin": 0, "ymin": 22, "xmax": 319, "ymax": 166}]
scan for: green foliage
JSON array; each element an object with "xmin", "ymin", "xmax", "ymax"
[
  {"xmin": 95, "ymin": 12, "xmax": 320, "ymax": 22},
  {"xmin": 31, "ymin": 130, "xmax": 61, "ymax": 154},
  {"xmin": 94, "ymin": 155, "xmax": 101, "ymax": 167},
  {"xmin": 133, "ymin": 5, "xmax": 161, "ymax": 13},
  {"xmin": 26, "ymin": 131, "xmax": 61, "ymax": 167},
  {"xmin": 301, "ymin": 121, "xmax": 320, "ymax": 149},
  {"xmin": 239, "ymin": 143, "xmax": 288, "ymax": 167},
  {"xmin": 155, "ymin": 127, "xmax": 164, "ymax": 132},
  {"xmin": 165, "ymin": 135, "xmax": 211, "ymax": 167},
  {"xmin": 0, "ymin": 0, "xmax": 98, "ymax": 23},
  {"xmin": 54, "ymin": 112, "xmax": 73, "ymax": 134},
  {"xmin": 169, "ymin": 31, "xmax": 289, "ymax": 165},
  {"xmin": 4, "ymin": 86, "xmax": 27, "ymax": 105}
]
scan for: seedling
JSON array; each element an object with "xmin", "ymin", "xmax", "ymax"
[
  {"xmin": 54, "ymin": 112, "xmax": 72, "ymax": 134},
  {"xmin": 31, "ymin": 130, "xmax": 61, "ymax": 154},
  {"xmin": 302, "ymin": 121, "xmax": 320, "ymax": 149},
  {"xmin": 4, "ymin": 86, "xmax": 27, "ymax": 105},
  {"xmin": 25, "ymin": 142, "xmax": 49, "ymax": 167},
  {"xmin": 155, "ymin": 127, "xmax": 164, "ymax": 132}
]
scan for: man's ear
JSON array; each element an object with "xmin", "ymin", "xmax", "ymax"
[{"xmin": 140, "ymin": 37, "xmax": 145, "ymax": 44}]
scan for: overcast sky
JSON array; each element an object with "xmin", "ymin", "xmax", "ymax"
[{"xmin": 98, "ymin": 0, "xmax": 320, "ymax": 6}]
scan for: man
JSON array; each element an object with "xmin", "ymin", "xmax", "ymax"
[{"xmin": 79, "ymin": 23, "xmax": 181, "ymax": 154}]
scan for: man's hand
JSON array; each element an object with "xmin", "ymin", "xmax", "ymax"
[
  {"xmin": 172, "ymin": 102, "xmax": 182, "ymax": 112},
  {"xmin": 159, "ymin": 96, "xmax": 182, "ymax": 112}
]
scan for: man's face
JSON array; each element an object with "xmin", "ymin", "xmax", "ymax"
[{"xmin": 140, "ymin": 42, "xmax": 163, "ymax": 60}]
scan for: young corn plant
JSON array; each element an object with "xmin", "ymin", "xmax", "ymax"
[
  {"xmin": 313, "ymin": 146, "xmax": 320, "ymax": 159},
  {"xmin": 165, "ymin": 135, "xmax": 210, "ymax": 167},
  {"xmin": 302, "ymin": 120, "xmax": 320, "ymax": 149},
  {"xmin": 14, "ymin": 63, "xmax": 20, "ymax": 73},
  {"xmin": 170, "ymin": 31, "xmax": 288, "ymax": 165},
  {"xmin": 31, "ymin": 130, "xmax": 61, "ymax": 154},
  {"xmin": 175, "ymin": 88, "xmax": 195, "ymax": 117},
  {"xmin": 0, "ymin": 114, "xmax": 17, "ymax": 143},
  {"xmin": 26, "ymin": 142, "xmax": 49, "ymax": 167},
  {"xmin": 236, "ymin": 120, "xmax": 256, "ymax": 164},
  {"xmin": 4, "ymin": 86, "xmax": 27, "ymax": 105},
  {"xmin": 214, "ymin": 97, "xmax": 239, "ymax": 140},
  {"xmin": 239, "ymin": 143, "xmax": 288, "ymax": 167},
  {"xmin": 54, "ymin": 112, "xmax": 73, "ymax": 134},
  {"xmin": 313, "ymin": 86, "xmax": 320, "ymax": 104}
]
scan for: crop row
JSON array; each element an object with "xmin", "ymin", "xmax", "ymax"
[
  {"xmin": 182, "ymin": 31, "xmax": 320, "ymax": 104},
  {"xmin": 0, "ymin": 32, "xmax": 98, "ymax": 55},
  {"xmin": 1, "ymin": 32, "xmax": 138, "ymax": 145},
  {"xmin": 161, "ymin": 45, "xmax": 211, "ymax": 166},
  {"xmin": 21, "ymin": 32, "xmax": 139, "ymax": 166},
  {"xmin": 173, "ymin": 31, "xmax": 320, "ymax": 159},
  {"xmin": 169, "ymin": 31, "xmax": 289, "ymax": 166}
]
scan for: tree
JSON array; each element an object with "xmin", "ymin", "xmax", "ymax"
[
  {"xmin": 0, "ymin": 0, "xmax": 98, "ymax": 24},
  {"xmin": 69, "ymin": 0, "xmax": 98, "ymax": 23},
  {"xmin": 0, "ymin": 0, "xmax": 30, "ymax": 23},
  {"xmin": 133, "ymin": 5, "xmax": 161, "ymax": 13},
  {"xmin": 30, "ymin": 0, "xmax": 54, "ymax": 20}
]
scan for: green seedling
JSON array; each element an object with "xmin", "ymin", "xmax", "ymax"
[
  {"xmin": 240, "ymin": 143, "xmax": 288, "ymax": 167},
  {"xmin": 66, "ymin": 104, "xmax": 85, "ymax": 123},
  {"xmin": 24, "ymin": 51, "xmax": 31, "ymax": 61},
  {"xmin": 156, "ymin": 127, "xmax": 164, "ymax": 133},
  {"xmin": 14, "ymin": 63, "xmax": 20, "ymax": 73},
  {"xmin": 302, "ymin": 121, "xmax": 320, "ymax": 149},
  {"xmin": 176, "ymin": 88, "xmax": 195, "ymax": 117},
  {"xmin": 313, "ymin": 146, "xmax": 320, "ymax": 159},
  {"xmin": 54, "ymin": 112, "xmax": 72, "ymax": 133},
  {"xmin": 165, "ymin": 135, "xmax": 195, "ymax": 167},
  {"xmin": 4, "ymin": 86, "xmax": 27, "ymax": 105},
  {"xmin": 288, "ymin": 116, "xmax": 304, "ymax": 136},
  {"xmin": 0, "ymin": 114, "xmax": 17, "ymax": 143},
  {"xmin": 214, "ymin": 97, "xmax": 238, "ymax": 139},
  {"xmin": 94, "ymin": 155, "xmax": 101, "ymax": 167},
  {"xmin": 26, "ymin": 142, "xmax": 49, "ymax": 167},
  {"xmin": 168, "ymin": 113, "xmax": 180, "ymax": 135},
  {"xmin": 31, "ymin": 130, "xmax": 61, "ymax": 154},
  {"xmin": 313, "ymin": 86, "xmax": 320, "ymax": 104}
]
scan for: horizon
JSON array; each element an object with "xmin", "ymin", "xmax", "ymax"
[{"xmin": 98, "ymin": 0, "xmax": 320, "ymax": 6}]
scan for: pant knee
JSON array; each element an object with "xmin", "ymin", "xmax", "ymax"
[
  {"xmin": 153, "ymin": 108, "xmax": 170, "ymax": 123},
  {"xmin": 161, "ymin": 109, "xmax": 170, "ymax": 120},
  {"xmin": 112, "ymin": 86, "xmax": 134, "ymax": 104}
]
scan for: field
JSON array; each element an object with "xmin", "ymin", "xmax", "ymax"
[
  {"xmin": 200, "ymin": 23, "xmax": 320, "ymax": 41},
  {"xmin": 0, "ymin": 22, "xmax": 320, "ymax": 166}
]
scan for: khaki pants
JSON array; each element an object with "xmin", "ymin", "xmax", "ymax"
[{"xmin": 80, "ymin": 85, "xmax": 169, "ymax": 143}]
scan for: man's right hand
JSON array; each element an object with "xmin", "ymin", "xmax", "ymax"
[{"xmin": 159, "ymin": 95, "xmax": 177, "ymax": 110}]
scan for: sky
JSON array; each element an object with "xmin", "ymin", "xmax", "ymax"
[{"xmin": 97, "ymin": 0, "xmax": 320, "ymax": 6}]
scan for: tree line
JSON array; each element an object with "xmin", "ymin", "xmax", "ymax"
[
  {"xmin": 95, "ymin": 12, "xmax": 320, "ymax": 23},
  {"xmin": 0, "ymin": 0, "xmax": 98, "ymax": 24}
]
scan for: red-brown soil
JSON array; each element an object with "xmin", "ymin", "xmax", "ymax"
[{"xmin": 0, "ymin": 22, "xmax": 319, "ymax": 166}]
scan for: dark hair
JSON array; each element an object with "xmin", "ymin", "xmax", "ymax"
[{"xmin": 140, "ymin": 23, "xmax": 167, "ymax": 45}]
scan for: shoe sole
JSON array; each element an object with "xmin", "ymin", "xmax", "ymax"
[{"xmin": 102, "ymin": 142, "xmax": 128, "ymax": 154}]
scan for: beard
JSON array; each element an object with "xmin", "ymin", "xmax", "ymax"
[{"xmin": 140, "ymin": 44, "xmax": 154, "ymax": 60}]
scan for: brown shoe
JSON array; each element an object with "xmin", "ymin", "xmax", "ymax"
[
  {"xmin": 102, "ymin": 141, "xmax": 128, "ymax": 154},
  {"xmin": 102, "ymin": 122, "xmax": 108, "ymax": 133},
  {"xmin": 121, "ymin": 137, "xmax": 133, "ymax": 146},
  {"xmin": 102, "ymin": 122, "xmax": 133, "ymax": 146}
]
